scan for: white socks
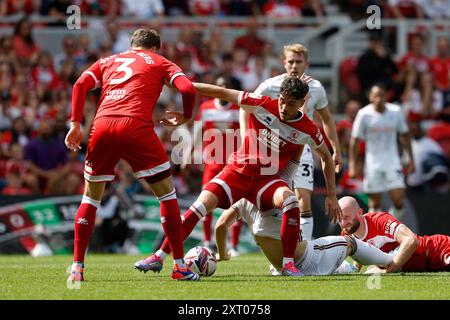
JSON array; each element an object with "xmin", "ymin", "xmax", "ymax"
[
  {"xmin": 155, "ymin": 249, "xmax": 168, "ymax": 260},
  {"xmin": 351, "ymin": 238, "xmax": 393, "ymax": 267},
  {"xmin": 300, "ymin": 216, "xmax": 313, "ymax": 241},
  {"xmin": 174, "ymin": 259, "xmax": 186, "ymax": 268}
]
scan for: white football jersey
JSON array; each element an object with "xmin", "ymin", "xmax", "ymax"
[
  {"xmin": 351, "ymin": 103, "xmax": 409, "ymax": 171},
  {"xmin": 253, "ymin": 73, "xmax": 328, "ymax": 120}
]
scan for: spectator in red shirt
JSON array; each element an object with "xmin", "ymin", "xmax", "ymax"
[
  {"xmin": 262, "ymin": 0, "xmax": 301, "ymax": 18},
  {"xmin": 430, "ymin": 36, "xmax": 450, "ymax": 91},
  {"xmin": 233, "ymin": 18, "xmax": 267, "ymax": 58},
  {"xmin": 31, "ymin": 51, "xmax": 60, "ymax": 91},
  {"xmin": 398, "ymin": 33, "xmax": 430, "ymax": 82},
  {"xmin": 1, "ymin": 169, "xmax": 33, "ymax": 195},
  {"xmin": 188, "ymin": 0, "xmax": 220, "ymax": 15},
  {"xmin": 0, "ymin": 0, "xmax": 40, "ymax": 16},
  {"xmin": 12, "ymin": 17, "xmax": 39, "ymax": 65},
  {"xmin": 5, "ymin": 143, "xmax": 39, "ymax": 193},
  {"xmin": 387, "ymin": 0, "xmax": 424, "ymax": 19},
  {"xmin": 402, "ymin": 69, "xmax": 443, "ymax": 120}
]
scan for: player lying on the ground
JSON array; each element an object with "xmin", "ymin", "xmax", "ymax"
[
  {"xmin": 134, "ymin": 76, "xmax": 342, "ymax": 276},
  {"xmin": 213, "ymin": 198, "xmax": 393, "ymax": 275},
  {"xmin": 338, "ymin": 196, "xmax": 450, "ymax": 273}
]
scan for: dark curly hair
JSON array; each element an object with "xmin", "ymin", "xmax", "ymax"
[{"xmin": 280, "ymin": 76, "xmax": 309, "ymax": 100}]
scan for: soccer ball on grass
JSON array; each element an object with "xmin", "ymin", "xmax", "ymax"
[{"xmin": 184, "ymin": 246, "xmax": 217, "ymax": 277}]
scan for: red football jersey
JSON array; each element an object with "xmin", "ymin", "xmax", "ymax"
[
  {"xmin": 195, "ymin": 99, "xmax": 240, "ymax": 170},
  {"xmin": 346, "ymin": 212, "xmax": 447, "ymax": 271},
  {"xmin": 429, "ymin": 56, "xmax": 450, "ymax": 90},
  {"xmin": 83, "ymin": 49, "xmax": 184, "ymax": 125},
  {"xmin": 228, "ymin": 92, "xmax": 324, "ymax": 177}
]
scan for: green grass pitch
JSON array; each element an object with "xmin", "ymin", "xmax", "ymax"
[{"xmin": 1, "ymin": 254, "xmax": 449, "ymax": 300}]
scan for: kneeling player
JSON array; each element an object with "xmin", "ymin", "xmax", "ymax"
[{"xmin": 214, "ymin": 199, "xmax": 393, "ymax": 275}]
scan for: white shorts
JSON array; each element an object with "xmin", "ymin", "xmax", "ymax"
[
  {"xmin": 363, "ymin": 166, "xmax": 405, "ymax": 193},
  {"xmin": 295, "ymin": 236, "xmax": 349, "ymax": 275},
  {"xmin": 293, "ymin": 145, "xmax": 314, "ymax": 191},
  {"xmin": 232, "ymin": 199, "xmax": 300, "ymax": 241}
]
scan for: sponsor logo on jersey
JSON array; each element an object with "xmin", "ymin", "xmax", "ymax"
[
  {"xmin": 384, "ymin": 220, "xmax": 397, "ymax": 236},
  {"xmin": 258, "ymin": 129, "xmax": 287, "ymax": 152},
  {"xmin": 105, "ymin": 89, "xmax": 127, "ymax": 101},
  {"xmin": 285, "ymin": 130, "xmax": 300, "ymax": 143},
  {"xmin": 263, "ymin": 116, "xmax": 273, "ymax": 126}
]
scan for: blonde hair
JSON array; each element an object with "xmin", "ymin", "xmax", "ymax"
[{"xmin": 283, "ymin": 43, "xmax": 308, "ymax": 61}]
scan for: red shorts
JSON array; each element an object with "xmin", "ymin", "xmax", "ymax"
[
  {"xmin": 84, "ymin": 117, "xmax": 170, "ymax": 182},
  {"xmin": 202, "ymin": 165, "xmax": 225, "ymax": 186},
  {"xmin": 204, "ymin": 165, "xmax": 288, "ymax": 211},
  {"xmin": 403, "ymin": 234, "xmax": 450, "ymax": 272}
]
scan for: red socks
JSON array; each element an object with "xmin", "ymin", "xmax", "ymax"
[
  {"xmin": 160, "ymin": 201, "xmax": 207, "ymax": 254},
  {"xmin": 202, "ymin": 212, "xmax": 213, "ymax": 242},
  {"xmin": 158, "ymin": 190, "xmax": 184, "ymax": 259},
  {"xmin": 280, "ymin": 195, "xmax": 301, "ymax": 259},
  {"xmin": 73, "ymin": 197, "xmax": 100, "ymax": 263}
]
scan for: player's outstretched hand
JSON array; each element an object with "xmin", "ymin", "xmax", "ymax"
[
  {"xmin": 160, "ymin": 111, "xmax": 189, "ymax": 127},
  {"xmin": 325, "ymin": 195, "xmax": 342, "ymax": 224},
  {"xmin": 215, "ymin": 250, "xmax": 231, "ymax": 262},
  {"xmin": 65, "ymin": 123, "xmax": 82, "ymax": 152}
]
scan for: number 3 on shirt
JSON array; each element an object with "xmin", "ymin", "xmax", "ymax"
[{"xmin": 110, "ymin": 58, "xmax": 136, "ymax": 84}]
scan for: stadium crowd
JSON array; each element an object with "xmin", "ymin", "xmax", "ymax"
[{"xmin": 0, "ymin": 1, "xmax": 449, "ymax": 202}]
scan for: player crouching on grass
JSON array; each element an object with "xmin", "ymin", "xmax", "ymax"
[
  {"xmin": 134, "ymin": 76, "xmax": 342, "ymax": 277},
  {"xmin": 214, "ymin": 198, "xmax": 394, "ymax": 275}
]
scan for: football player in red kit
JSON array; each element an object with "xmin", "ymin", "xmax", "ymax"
[
  {"xmin": 135, "ymin": 76, "xmax": 342, "ymax": 277},
  {"xmin": 339, "ymin": 196, "xmax": 450, "ymax": 272},
  {"xmin": 65, "ymin": 29, "xmax": 200, "ymax": 281}
]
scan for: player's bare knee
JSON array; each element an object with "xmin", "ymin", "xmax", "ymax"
[
  {"xmin": 197, "ymin": 190, "xmax": 219, "ymax": 213},
  {"xmin": 273, "ymin": 187, "xmax": 294, "ymax": 208},
  {"xmin": 84, "ymin": 181, "xmax": 105, "ymax": 201}
]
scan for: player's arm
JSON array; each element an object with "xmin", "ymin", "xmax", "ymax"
[
  {"xmin": 214, "ymin": 207, "xmax": 239, "ymax": 261},
  {"xmin": 386, "ymin": 225, "xmax": 419, "ymax": 273},
  {"xmin": 399, "ymin": 132, "xmax": 415, "ymax": 175},
  {"xmin": 315, "ymin": 142, "xmax": 341, "ymax": 223},
  {"xmin": 65, "ymin": 71, "xmax": 97, "ymax": 151},
  {"xmin": 194, "ymin": 82, "xmax": 241, "ymax": 106},
  {"xmin": 317, "ymin": 107, "xmax": 343, "ymax": 173},
  {"xmin": 239, "ymin": 108, "xmax": 248, "ymax": 142},
  {"xmin": 239, "ymin": 83, "xmax": 266, "ymax": 142},
  {"xmin": 172, "ymin": 75, "xmax": 196, "ymax": 119}
]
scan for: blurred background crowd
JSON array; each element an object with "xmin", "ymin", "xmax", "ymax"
[{"xmin": 0, "ymin": 0, "xmax": 449, "ymax": 203}]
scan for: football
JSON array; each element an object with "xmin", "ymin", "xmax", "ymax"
[{"xmin": 184, "ymin": 246, "xmax": 217, "ymax": 277}]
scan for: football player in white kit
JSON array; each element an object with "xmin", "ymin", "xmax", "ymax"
[
  {"xmin": 240, "ymin": 43, "xmax": 342, "ymax": 241},
  {"xmin": 214, "ymin": 198, "xmax": 393, "ymax": 276},
  {"xmin": 349, "ymin": 84, "xmax": 415, "ymax": 219}
]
